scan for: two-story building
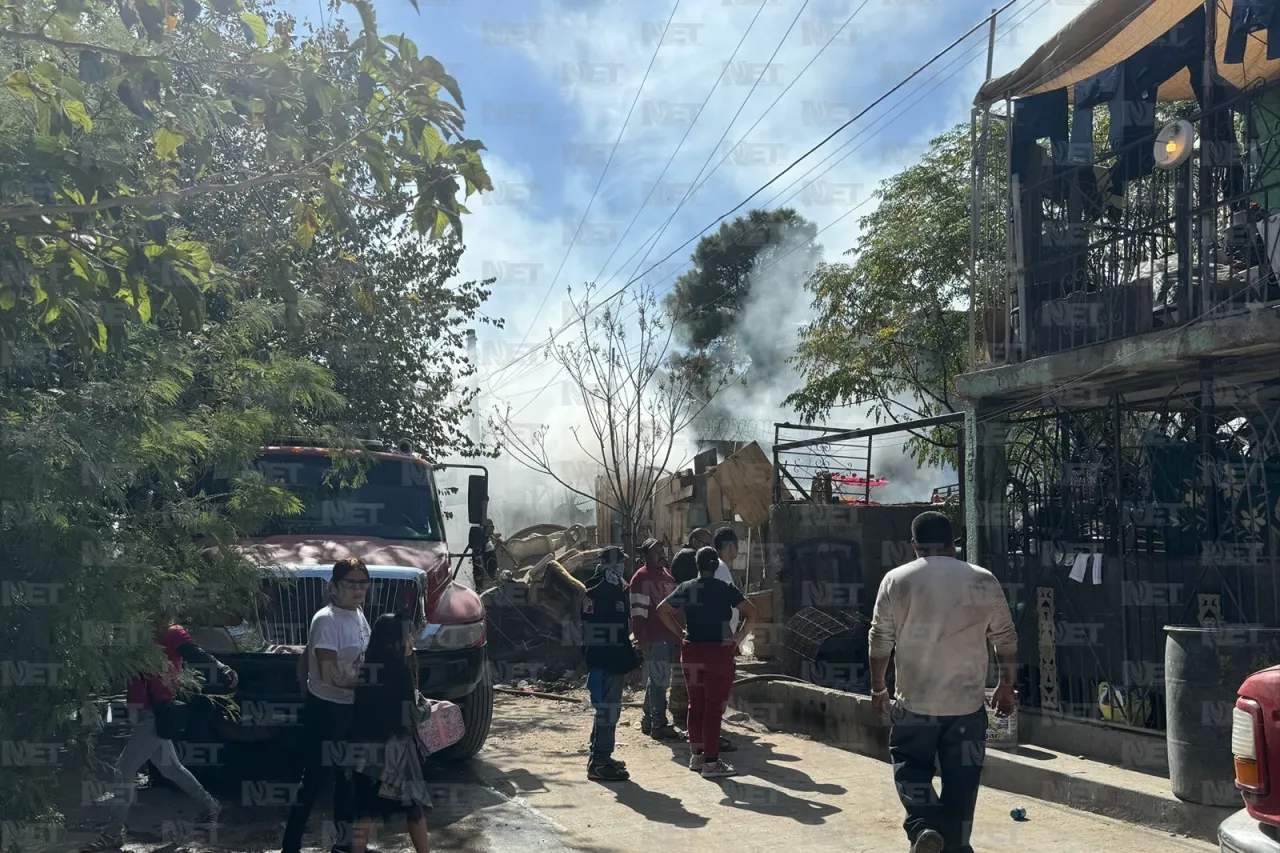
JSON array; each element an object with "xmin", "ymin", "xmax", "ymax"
[{"xmin": 958, "ymin": 0, "xmax": 1280, "ymax": 781}]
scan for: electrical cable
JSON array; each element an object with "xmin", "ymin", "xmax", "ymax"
[
  {"xmin": 477, "ymin": 3, "xmax": 1022, "ymax": 393},
  {"xmin": 500, "ymin": 0, "xmax": 685, "ymax": 375},
  {"xmin": 488, "ymin": 2, "xmax": 1037, "ymax": 401},
  {"xmin": 582, "ymin": 0, "xmax": 778, "ymax": 301}
]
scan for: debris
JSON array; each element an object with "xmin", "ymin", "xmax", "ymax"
[{"xmin": 1010, "ymin": 808, "xmax": 1027, "ymax": 822}]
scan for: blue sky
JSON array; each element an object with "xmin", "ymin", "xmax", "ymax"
[{"xmin": 277, "ymin": 0, "xmax": 1084, "ymax": 510}]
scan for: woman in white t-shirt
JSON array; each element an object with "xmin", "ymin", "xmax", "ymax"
[{"xmin": 282, "ymin": 558, "xmax": 372, "ymax": 853}]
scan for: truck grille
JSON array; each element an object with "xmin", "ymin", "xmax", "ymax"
[{"xmin": 258, "ymin": 576, "xmax": 424, "ymax": 646}]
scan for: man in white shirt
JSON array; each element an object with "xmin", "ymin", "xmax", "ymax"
[
  {"xmin": 868, "ymin": 511, "xmax": 1017, "ymax": 853},
  {"xmin": 283, "ymin": 558, "xmax": 372, "ymax": 853},
  {"xmin": 711, "ymin": 527, "xmax": 742, "ymax": 753}
]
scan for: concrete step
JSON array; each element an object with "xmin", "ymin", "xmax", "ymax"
[{"xmin": 726, "ymin": 675, "xmax": 1236, "ymax": 843}]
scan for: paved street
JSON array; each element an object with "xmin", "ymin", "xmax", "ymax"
[{"xmin": 51, "ymin": 693, "xmax": 1216, "ymax": 853}]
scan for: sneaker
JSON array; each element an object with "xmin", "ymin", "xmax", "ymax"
[
  {"xmin": 79, "ymin": 835, "xmax": 123, "ymax": 853},
  {"xmin": 605, "ymin": 757, "xmax": 627, "ymax": 770},
  {"xmin": 718, "ymin": 735, "xmax": 736, "ymax": 752},
  {"xmin": 910, "ymin": 829, "xmax": 945, "ymax": 853},
  {"xmin": 587, "ymin": 761, "xmax": 630, "ymax": 782},
  {"xmin": 199, "ymin": 799, "xmax": 223, "ymax": 825},
  {"xmin": 650, "ymin": 725, "xmax": 684, "ymax": 741},
  {"xmin": 688, "ymin": 753, "xmax": 706, "ymax": 772},
  {"xmin": 700, "ymin": 760, "xmax": 739, "ymax": 779}
]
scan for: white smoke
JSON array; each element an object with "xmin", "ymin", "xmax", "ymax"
[{"xmin": 689, "ymin": 227, "xmax": 956, "ymax": 505}]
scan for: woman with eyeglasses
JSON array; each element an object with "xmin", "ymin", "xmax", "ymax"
[{"xmin": 282, "ymin": 558, "xmax": 372, "ymax": 853}]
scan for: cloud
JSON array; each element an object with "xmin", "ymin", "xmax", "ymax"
[{"xmin": 436, "ymin": 0, "xmax": 1087, "ymax": 534}]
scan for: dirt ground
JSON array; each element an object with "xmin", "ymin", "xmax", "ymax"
[{"xmin": 34, "ymin": 693, "xmax": 1215, "ymax": 853}]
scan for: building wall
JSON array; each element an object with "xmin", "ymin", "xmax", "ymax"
[{"xmin": 768, "ymin": 502, "xmax": 936, "ymax": 624}]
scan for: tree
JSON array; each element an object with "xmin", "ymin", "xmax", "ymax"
[
  {"xmin": 490, "ymin": 285, "xmax": 726, "ymax": 560},
  {"xmin": 786, "ymin": 124, "xmax": 988, "ymax": 466},
  {"xmin": 664, "ymin": 208, "xmax": 821, "ymax": 395},
  {"xmin": 0, "ymin": 0, "xmax": 489, "ymax": 825}
]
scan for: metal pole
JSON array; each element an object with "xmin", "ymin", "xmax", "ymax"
[
  {"xmin": 970, "ymin": 10, "xmax": 998, "ymax": 369},
  {"xmin": 1199, "ymin": 0, "xmax": 1217, "ymax": 320}
]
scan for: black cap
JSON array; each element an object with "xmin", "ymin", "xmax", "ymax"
[{"xmin": 638, "ymin": 537, "xmax": 660, "ymax": 555}]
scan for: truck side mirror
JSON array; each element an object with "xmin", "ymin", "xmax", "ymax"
[{"xmin": 467, "ymin": 474, "xmax": 488, "ymax": 526}]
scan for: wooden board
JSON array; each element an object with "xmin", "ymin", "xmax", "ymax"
[{"xmin": 710, "ymin": 442, "xmax": 776, "ymax": 528}]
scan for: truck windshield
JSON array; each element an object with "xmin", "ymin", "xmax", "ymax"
[{"xmin": 209, "ymin": 452, "xmax": 442, "ymax": 541}]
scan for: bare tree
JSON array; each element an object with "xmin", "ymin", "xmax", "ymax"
[{"xmin": 490, "ymin": 284, "xmax": 727, "ymax": 563}]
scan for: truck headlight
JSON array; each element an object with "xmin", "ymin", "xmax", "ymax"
[{"xmin": 414, "ymin": 621, "xmax": 485, "ymax": 651}]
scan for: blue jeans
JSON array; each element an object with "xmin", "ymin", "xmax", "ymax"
[
  {"xmin": 888, "ymin": 705, "xmax": 986, "ymax": 853},
  {"xmin": 586, "ymin": 668, "xmax": 625, "ymax": 763},
  {"xmin": 640, "ymin": 642, "xmax": 674, "ymax": 731}
]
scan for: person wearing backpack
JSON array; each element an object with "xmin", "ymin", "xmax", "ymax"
[{"xmin": 80, "ymin": 620, "xmax": 238, "ymax": 853}]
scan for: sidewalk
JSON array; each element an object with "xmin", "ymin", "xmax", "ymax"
[
  {"xmin": 726, "ymin": 674, "xmax": 1236, "ymax": 843},
  {"xmin": 477, "ymin": 693, "xmax": 1215, "ymax": 853}
]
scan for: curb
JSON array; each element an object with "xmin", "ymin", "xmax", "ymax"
[{"xmin": 726, "ymin": 677, "xmax": 1235, "ymax": 843}]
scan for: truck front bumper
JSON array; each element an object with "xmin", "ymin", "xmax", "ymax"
[
  {"xmin": 197, "ymin": 643, "xmax": 487, "ymax": 743},
  {"xmin": 1221, "ymin": 808, "xmax": 1280, "ymax": 853}
]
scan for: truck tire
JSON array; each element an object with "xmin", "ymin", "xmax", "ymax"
[{"xmin": 438, "ymin": 662, "xmax": 493, "ymax": 761}]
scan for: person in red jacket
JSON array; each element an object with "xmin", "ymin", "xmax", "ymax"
[
  {"xmin": 81, "ymin": 622, "xmax": 238, "ymax": 852},
  {"xmin": 629, "ymin": 538, "xmax": 683, "ymax": 741}
]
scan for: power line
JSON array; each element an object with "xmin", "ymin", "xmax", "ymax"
[
  {"xmin": 583, "ymin": 0, "xmax": 776, "ymax": 299},
  {"xmin": 480, "ymin": 1, "xmax": 1022, "ymax": 397},
  {"xmin": 606, "ymin": 0, "xmax": 818, "ymax": 290},
  {"xmin": 500, "ymin": 0, "xmax": 685, "ymax": 379},
  {"xmin": 613, "ymin": 0, "xmax": 1025, "ymax": 295},
  {"xmin": 485, "ymin": 3, "xmax": 1035, "ymax": 409}
]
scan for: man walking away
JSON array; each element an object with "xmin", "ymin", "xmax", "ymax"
[
  {"xmin": 282, "ymin": 558, "xmax": 373, "ymax": 853},
  {"xmin": 629, "ymin": 538, "xmax": 683, "ymax": 741},
  {"xmin": 581, "ymin": 547, "xmax": 639, "ymax": 782},
  {"xmin": 869, "ymin": 511, "xmax": 1018, "ymax": 853}
]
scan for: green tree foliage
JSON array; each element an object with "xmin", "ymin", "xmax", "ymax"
[
  {"xmin": 664, "ymin": 207, "xmax": 821, "ymax": 383},
  {"xmin": 0, "ymin": 0, "xmax": 489, "ymax": 825},
  {"xmin": 787, "ymin": 124, "xmax": 988, "ymax": 466}
]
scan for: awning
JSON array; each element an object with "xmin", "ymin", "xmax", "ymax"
[{"xmin": 975, "ymin": 0, "xmax": 1280, "ymax": 106}]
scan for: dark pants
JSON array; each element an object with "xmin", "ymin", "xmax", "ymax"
[
  {"xmin": 282, "ymin": 693, "xmax": 356, "ymax": 853},
  {"xmin": 888, "ymin": 705, "xmax": 986, "ymax": 853},
  {"xmin": 640, "ymin": 641, "xmax": 675, "ymax": 732},
  {"xmin": 682, "ymin": 641, "xmax": 735, "ymax": 762},
  {"xmin": 587, "ymin": 668, "xmax": 625, "ymax": 763}
]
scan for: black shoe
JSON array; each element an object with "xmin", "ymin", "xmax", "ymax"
[
  {"xmin": 651, "ymin": 725, "xmax": 684, "ymax": 741},
  {"xmin": 587, "ymin": 761, "xmax": 630, "ymax": 782},
  {"xmin": 718, "ymin": 735, "xmax": 736, "ymax": 752},
  {"xmin": 910, "ymin": 829, "xmax": 945, "ymax": 853}
]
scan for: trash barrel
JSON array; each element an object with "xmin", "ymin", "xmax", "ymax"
[{"xmin": 1165, "ymin": 625, "xmax": 1280, "ymax": 805}]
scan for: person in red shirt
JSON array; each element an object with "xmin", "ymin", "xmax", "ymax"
[
  {"xmin": 81, "ymin": 622, "xmax": 238, "ymax": 852},
  {"xmin": 629, "ymin": 538, "xmax": 683, "ymax": 741}
]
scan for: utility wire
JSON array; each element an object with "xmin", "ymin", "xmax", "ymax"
[
  {"xmin": 480, "ymin": 1, "xmax": 1022, "ymax": 395},
  {"xmin": 499, "ymin": 0, "xmax": 684, "ymax": 377},
  {"xmin": 581, "ymin": 0, "xmax": 776, "ymax": 303}
]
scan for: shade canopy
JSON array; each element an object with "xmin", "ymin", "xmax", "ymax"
[{"xmin": 975, "ymin": 0, "xmax": 1280, "ymax": 106}]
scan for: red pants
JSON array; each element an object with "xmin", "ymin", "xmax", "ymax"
[{"xmin": 681, "ymin": 641, "xmax": 735, "ymax": 762}]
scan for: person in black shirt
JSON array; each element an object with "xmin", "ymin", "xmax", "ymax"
[
  {"xmin": 658, "ymin": 546, "xmax": 757, "ymax": 780},
  {"xmin": 580, "ymin": 547, "xmax": 639, "ymax": 782},
  {"xmin": 349, "ymin": 614, "xmax": 431, "ymax": 853},
  {"xmin": 667, "ymin": 528, "xmax": 712, "ymax": 728}
]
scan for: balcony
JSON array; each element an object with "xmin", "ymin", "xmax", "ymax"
[{"xmin": 964, "ymin": 0, "xmax": 1280, "ymax": 403}]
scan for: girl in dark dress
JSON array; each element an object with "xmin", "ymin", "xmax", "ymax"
[{"xmin": 350, "ymin": 613, "xmax": 432, "ymax": 853}]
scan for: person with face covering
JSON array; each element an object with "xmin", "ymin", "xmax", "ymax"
[{"xmin": 580, "ymin": 547, "xmax": 640, "ymax": 782}]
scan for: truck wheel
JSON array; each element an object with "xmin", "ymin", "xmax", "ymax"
[{"xmin": 438, "ymin": 661, "xmax": 493, "ymax": 761}]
